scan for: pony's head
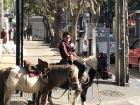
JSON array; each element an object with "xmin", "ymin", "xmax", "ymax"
[
  {"xmin": 97, "ymin": 53, "xmax": 107, "ymax": 72},
  {"xmin": 36, "ymin": 58, "xmax": 49, "ymax": 74},
  {"xmin": 23, "ymin": 60, "xmax": 36, "ymax": 72},
  {"xmin": 97, "ymin": 53, "xmax": 112, "ymax": 79}
]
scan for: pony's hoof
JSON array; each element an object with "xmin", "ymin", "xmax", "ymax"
[
  {"xmin": 27, "ymin": 100, "xmax": 35, "ymax": 105},
  {"xmin": 82, "ymin": 102, "xmax": 86, "ymax": 105}
]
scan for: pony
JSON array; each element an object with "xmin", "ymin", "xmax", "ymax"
[
  {"xmin": 47, "ymin": 53, "xmax": 109, "ymax": 105},
  {"xmin": 0, "ymin": 65, "xmax": 48, "ymax": 105},
  {"xmin": 34, "ymin": 59, "xmax": 83, "ymax": 105}
]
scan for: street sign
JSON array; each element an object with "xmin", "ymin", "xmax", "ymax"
[
  {"xmin": 96, "ymin": 28, "xmax": 110, "ymax": 66},
  {"xmin": 96, "ymin": 28, "xmax": 110, "ymax": 53},
  {"xmin": 87, "ymin": 23, "xmax": 95, "ymax": 39}
]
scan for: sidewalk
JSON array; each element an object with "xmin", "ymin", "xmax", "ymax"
[
  {"xmin": 0, "ymin": 40, "xmax": 61, "ymax": 68},
  {"xmin": 1, "ymin": 40, "xmax": 140, "ymax": 105}
]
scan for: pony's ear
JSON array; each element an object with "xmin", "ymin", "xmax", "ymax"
[
  {"xmin": 44, "ymin": 62, "xmax": 49, "ymax": 68},
  {"xmin": 38, "ymin": 58, "xmax": 43, "ymax": 64},
  {"xmin": 38, "ymin": 58, "xmax": 48, "ymax": 67},
  {"xmin": 23, "ymin": 60, "xmax": 30, "ymax": 66}
]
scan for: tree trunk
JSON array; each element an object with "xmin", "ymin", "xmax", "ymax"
[
  {"xmin": 89, "ymin": 0, "xmax": 100, "ymax": 28},
  {"xmin": 52, "ymin": 13, "xmax": 62, "ymax": 47},
  {"xmin": 71, "ymin": 14, "xmax": 78, "ymax": 43}
]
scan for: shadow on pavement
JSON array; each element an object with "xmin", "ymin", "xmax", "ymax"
[
  {"xmin": 93, "ymin": 80, "xmax": 115, "ymax": 86},
  {"xmin": 10, "ymin": 101, "xmax": 27, "ymax": 105}
]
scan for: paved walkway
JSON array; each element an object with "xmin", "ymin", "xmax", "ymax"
[{"xmin": 0, "ymin": 40, "xmax": 140, "ymax": 105}]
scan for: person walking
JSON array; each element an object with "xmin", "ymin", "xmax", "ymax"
[{"xmin": 1, "ymin": 28, "xmax": 7, "ymax": 44}]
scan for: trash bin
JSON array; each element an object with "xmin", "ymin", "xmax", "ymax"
[{"xmin": 0, "ymin": 39, "xmax": 3, "ymax": 57}]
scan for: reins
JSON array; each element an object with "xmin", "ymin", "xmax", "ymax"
[
  {"xmin": 93, "ymin": 71, "xmax": 102, "ymax": 105},
  {"xmin": 50, "ymin": 89, "xmax": 68, "ymax": 99}
]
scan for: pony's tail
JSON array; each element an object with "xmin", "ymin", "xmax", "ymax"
[{"xmin": 0, "ymin": 68, "xmax": 11, "ymax": 104}]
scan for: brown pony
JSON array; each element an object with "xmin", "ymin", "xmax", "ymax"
[{"xmin": 34, "ymin": 59, "xmax": 82, "ymax": 105}]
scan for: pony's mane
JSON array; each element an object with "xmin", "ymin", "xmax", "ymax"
[{"xmin": 80, "ymin": 56, "xmax": 97, "ymax": 70}]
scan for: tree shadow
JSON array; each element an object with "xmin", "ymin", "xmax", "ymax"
[{"xmin": 10, "ymin": 101, "xmax": 27, "ymax": 105}]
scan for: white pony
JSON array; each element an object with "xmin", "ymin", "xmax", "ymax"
[{"xmin": 0, "ymin": 65, "xmax": 48, "ymax": 105}]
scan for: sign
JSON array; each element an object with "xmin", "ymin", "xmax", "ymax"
[
  {"xmin": 87, "ymin": 23, "xmax": 95, "ymax": 39},
  {"xmin": 96, "ymin": 28, "xmax": 110, "ymax": 53}
]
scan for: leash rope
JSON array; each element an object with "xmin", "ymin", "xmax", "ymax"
[
  {"xmin": 51, "ymin": 89, "xmax": 68, "ymax": 99},
  {"xmin": 92, "ymin": 71, "xmax": 102, "ymax": 105},
  {"xmin": 68, "ymin": 89, "xmax": 72, "ymax": 104}
]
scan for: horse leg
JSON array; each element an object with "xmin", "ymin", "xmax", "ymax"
[
  {"xmin": 39, "ymin": 91, "xmax": 48, "ymax": 105},
  {"xmin": 81, "ymin": 87, "xmax": 88, "ymax": 105},
  {"xmin": 81, "ymin": 77, "xmax": 94, "ymax": 105},
  {"xmin": 4, "ymin": 89, "xmax": 13, "ymax": 105},
  {"xmin": 72, "ymin": 90, "xmax": 81, "ymax": 105},
  {"xmin": 34, "ymin": 92, "xmax": 41, "ymax": 105},
  {"xmin": 48, "ymin": 91, "xmax": 54, "ymax": 105}
]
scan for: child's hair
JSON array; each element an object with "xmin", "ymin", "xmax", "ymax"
[{"xmin": 63, "ymin": 32, "xmax": 71, "ymax": 38}]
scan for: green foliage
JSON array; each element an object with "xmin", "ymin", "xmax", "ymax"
[{"xmin": 3, "ymin": 0, "xmax": 15, "ymax": 11}]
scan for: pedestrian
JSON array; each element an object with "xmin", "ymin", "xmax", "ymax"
[
  {"xmin": 26, "ymin": 26, "xmax": 32, "ymax": 41},
  {"xmin": 13, "ymin": 27, "xmax": 16, "ymax": 44},
  {"xmin": 24, "ymin": 27, "xmax": 27, "ymax": 39},
  {"xmin": 59, "ymin": 31, "xmax": 87, "ymax": 72},
  {"xmin": 1, "ymin": 28, "xmax": 7, "ymax": 44}
]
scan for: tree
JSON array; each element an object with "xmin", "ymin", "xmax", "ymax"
[
  {"xmin": 68, "ymin": 0, "xmax": 87, "ymax": 42},
  {"xmin": 3, "ymin": 0, "xmax": 15, "ymax": 11},
  {"xmin": 29, "ymin": 0, "xmax": 67, "ymax": 46}
]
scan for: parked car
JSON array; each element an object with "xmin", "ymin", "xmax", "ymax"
[{"xmin": 129, "ymin": 38, "xmax": 140, "ymax": 71}]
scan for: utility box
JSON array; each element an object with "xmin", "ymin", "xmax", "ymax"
[{"xmin": 29, "ymin": 16, "xmax": 46, "ymax": 41}]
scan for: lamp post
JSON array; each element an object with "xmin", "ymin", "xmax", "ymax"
[
  {"xmin": 115, "ymin": 0, "xmax": 129, "ymax": 86},
  {"xmin": 16, "ymin": 0, "xmax": 24, "ymax": 67},
  {"xmin": 16, "ymin": 0, "xmax": 20, "ymax": 66}
]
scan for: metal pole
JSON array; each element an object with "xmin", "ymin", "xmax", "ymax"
[
  {"xmin": 115, "ymin": 0, "xmax": 128, "ymax": 86},
  {"xmin": 115, "ymin": 0, "xmax": 121, "ymax": 85},
  {"xmin": 120, "ymin": 0, "xmax": 126, "ymax": 86},
  {"xmin": 16, "ymin": 0, "xmax": 21, "ymax": 66},
  {"xmin": 21, "ymin": 0, "xmax": 24, "ymax": 67},
  {"xmin": 125, "ymin": 0, "xmax": 129, "ymax": 83}
]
